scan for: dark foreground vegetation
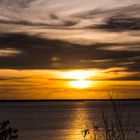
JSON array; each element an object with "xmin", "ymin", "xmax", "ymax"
[
  {"xmin": 81, "ymin": 97, "xmax": 139, "ymax": 140},
  {"xmin": 0, "ymin": 120, "xmax": 18, "ymax": 140}
]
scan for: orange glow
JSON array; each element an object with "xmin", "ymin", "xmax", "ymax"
[{"xmin": 0, "ymin": 69, "xmax": 140, "ymax": 99}]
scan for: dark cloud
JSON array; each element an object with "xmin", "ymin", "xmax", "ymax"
[
  {"xmin": 0, "ymin": 33, "xmax": 140, "ymax": 80},
  {"xmin": 0, "ymin": 76, "xmax": 29, "ymax": 81},
  {"xmin": 0, "ymin": 19, "xmax": 78, "ymax": 28},
  {"xmin": 73, "ymin": 4, "xmax": 140, "ymax": 31},
  {"xmin": 0, "ymin": 0, "xmax": 33, "ymax": 7},
  {"xmin": 94, "ymin": 17, "xmax": 140, "ymax": 31}
]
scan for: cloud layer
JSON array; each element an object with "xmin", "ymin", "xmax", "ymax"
[{"xmin": 0, "ymin": 0, "xmax": 140, "ymax": 81}]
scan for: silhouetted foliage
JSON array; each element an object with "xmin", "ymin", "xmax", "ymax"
[
  {"xmin": 0, "ymin": 120, "xmax": 18, "ymax": 140},
  {"xmin": 102, "ymin": 99, "xmax": 137, "ymax": 140},
  {"xmin": 81, "ymin": 92, "xmax": 139, "ymax": 140}
]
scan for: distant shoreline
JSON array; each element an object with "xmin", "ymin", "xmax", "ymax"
[{"xmin": 0, "ymin": 99, "xmax": 140, "ymax": 102}]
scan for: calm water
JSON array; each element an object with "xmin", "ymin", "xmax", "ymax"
[{"xmin": 0, "ymin": 101, "xmax": 140, "ymax": 140}]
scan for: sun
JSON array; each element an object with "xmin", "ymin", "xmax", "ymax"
[
  {"xmin": 63, "ymin": 70, "xmax": 92, "ymax": 80},
  {"xmin": 62, "ymin": 70, "xmax": 96, "ymax": 89},
  {"xmin": 69, "ymin": 80, "xmax": 91, "ymax": 89}
]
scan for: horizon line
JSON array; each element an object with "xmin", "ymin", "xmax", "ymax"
[{"xmin": 0, "ymin": 98, "xmax": 140, "ymax": 102}]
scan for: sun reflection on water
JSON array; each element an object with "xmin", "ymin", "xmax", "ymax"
[
  {"xmin": 67, "ymin": 102, "xmax": 93, "ymax": 140},
  {"xmin": 65, "ymin": 102, "xmax": 104, "ymax": 140}
]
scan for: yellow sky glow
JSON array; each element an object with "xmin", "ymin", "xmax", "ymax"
[{"xmin": 0, "ymin": 69, "xmax": 140, "ymax": 99}]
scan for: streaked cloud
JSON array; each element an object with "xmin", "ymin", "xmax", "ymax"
[
  {"xmin": 0, "ymin": 32, "xmax": 139, "ymax": 80},
  {"xmin": 0, "ymin": 48, "xmax": 21, "ymax": 57},
  {"xmin": 0, "ymin": 0, "xmax": 139, "ymax": 30},
  {"xmin": 98, "ymin": 43, "xmax": 140, "ymax": 51}
]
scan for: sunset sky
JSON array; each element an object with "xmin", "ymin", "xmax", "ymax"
[{"xmin": 0, "ymin": 0, "xmax": 140, "ymax": 99}]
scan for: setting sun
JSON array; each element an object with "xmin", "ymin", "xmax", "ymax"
[
  {"xmin": 69, "ymin": 80, "xmax": 91, "ymax": 88},
  {"xmin": 62, "ymin": 70, "xmax": 97, "ymax": 88},
  {"xmin": 63, "ymin": 70, "xmax": 93, "ymax": 80}
]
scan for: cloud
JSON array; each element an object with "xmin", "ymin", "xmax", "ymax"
[
  {"xmin": 0, "ymin": 76, "xmax": 28, "ymax": 81},
  {"xmin": 0, "ymin": 48, "xmax": 21, "ymax": 57},
  {"xmin": 0, "ymin": 1, "xmax": 139, "ymax": 30},
  {"xmin": 0, "ymin": 0, "xmax": 139, "ymax": 81},
  {"xmin": 0, "ymin": 33, "xmax": 139, "ymax": 80},
  {"xmin": 95, "ymin": 17, "xmax": 140, "ymax": 31},
  {"xmin": 0, "ymin": 19, "xmax": 78, "ymax": 29},
  {"xmin": 98, "ymin": 42, "xmax": 140, "ymax": 51}
]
